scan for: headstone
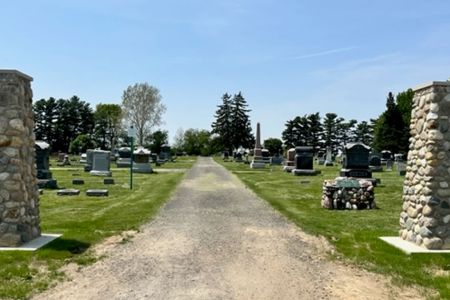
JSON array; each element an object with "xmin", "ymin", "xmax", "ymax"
[
  {"xmin": 386, "ymin": 159, "xmax": 393, "ymax": 171},
  {"xmin": 369, "ymin": 155, "xmax": 383, "ymax": 172},
  {"xmin": 283, "ymin": 148, "xmax": 296, "ymax": 172},
  {"xmin": 399, "ymin": 80, "xmax": 450, "ymax": 249},
  {"xmin": 397, "ymin": 162, "xmax": 406, "ymax": 176},
  {"xmin": 324, "ymin": 146, "xmax": 333, "ymax": 166},
  {"xmin": 394, "ymin": 153, "xmax": 404, "ymax": 162},
  {"xmin": 104, "ymin": 178, "xmax": 115, "ymax": 185},
  {"xmin": 250, "ymin": 123, "xmax": 266, "ymax": 169},
  {"xmin": 317, "ymin": 150, "xmax": 325, "ymax": 165},
  {"xmin": 234, "ymin": 151, "xmax": 243, "ymax": 162},
  {"xmin": 133, "ymin": 147, "xmax": 153, "ymax": 173},
  {"xmin": 57, "ymin": 154, "xmax": 71, "ymax": 166},
  {"xmin": 86, "ymin": 189, "xmax": 109, "ymax": 197},
  {"xmin": 292, "ymin": 146, "xmax": 320, "ymax": 176},
  {"xmin": 116, "ymin": 147, "xmax": 131, "ymax": 168},
  {"xmin": 159, "ymin": 144, "xmax": 171, "ymax": 162},
  {"xmin": 35, "ymin": 141, "xmax": 58, "ymax": 189},
  {"xmin": 380, "ymin": 150, "xmax": 392, "ymax": 165},
  {"xmin": 261, "ymin": 149, "xmax": 271, "ymax": 163},
  {"xmin": 72, "ymin": 179, "xmax": 84, "ymax": 185},
  {"xmin": 271, "ymin": 153, "xmax": 284, "ymax": 165},
  {"xmin": 223, "ymin": 151, "xmax": 230, "ymax": 161},
  {"xmin": 79, "ymin": 153, "xmax": 87, "ymax": 164},
  {"xmin": 90, "ymin": 150, "xmax": 112, "ymax": 176},
  {"xmin": 0, "ymin": 70, "xmax": 41, "ymax": 247},
  {"xmin": 84, "ymin": 149, "xmax": 94, "ymax": 172},
  {"xmin": 57, "ymin": 189, "xmax": 80, "ymax": 196},
  {"xmin": 57, "ymin": 152, "xmax": 65, "ymax": 162},
  {"xmin": 340, "ymin": 143, "xmax": 372, "ymax": 179}
]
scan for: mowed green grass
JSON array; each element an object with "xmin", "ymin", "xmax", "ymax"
[
  {"xmin": 216, "ymin": 158, "xmax": 450, "ymax": 299},
  {"xmin": 0, "ymin": 156, "xmax": 196, "ymax": 299}
]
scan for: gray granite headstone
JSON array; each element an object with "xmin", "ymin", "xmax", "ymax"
[
  {"xmin": 90, "ymin": 150, "xmax": 112, "ymax": 176},
  {"xmin": 84, "ymin": 149, "xmax": 94, "ymax": 172},
  {"xmin": 133, "ymin": 148, "xmax": 153, "ymax": 173}
]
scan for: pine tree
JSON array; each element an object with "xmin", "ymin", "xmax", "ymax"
[
  {"xmin": 322, "ymin": 113, "xmax": 342, "ymax": 151},
  {"xmin": 231, "ymin": 92, "xmax": 254, "ymax": 149},
  {"xmin": 211, "ymin": 93, "xmax": 233, "ymax": 151},
  {"xmin": 373, "ymin": 92, "xmax": 407, "ymax": 153},
  {"xmin": 211, "ymin": 92, "xmax": 254, "ymax": 151}
]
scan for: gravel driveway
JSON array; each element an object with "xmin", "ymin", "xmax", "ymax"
[{"xmin": 34, "ymin": 157, "xmax": 423, "ymax": 300}]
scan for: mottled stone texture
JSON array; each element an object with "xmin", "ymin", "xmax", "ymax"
[
  {"xmin": 399, "ymin": 81, "xmax": 450, "ymax": 250},
  {"xmin": 0, "ymin": 70, "xmax": 40, "ymax": 247}
]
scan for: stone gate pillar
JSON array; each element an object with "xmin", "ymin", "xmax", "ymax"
[
  {"xmin": 0, "ymin": 70, "xmax": 40, "ymax": 247},
  {"xmin": 399, "ymin": 81, "xmax": 450, "ymax": 250}
]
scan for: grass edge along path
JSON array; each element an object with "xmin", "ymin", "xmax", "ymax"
[
  {"xmin": 0, "ymin": 157, "xmax": 197, "ymax": 300},
  {"xmin": 216, "ymin": 157, "xmax": 450, "ymax": 300}
]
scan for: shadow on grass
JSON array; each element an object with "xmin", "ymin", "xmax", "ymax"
[{"xmin": 42, "ymin": 238, "xmax": 91, "ymax": 254}]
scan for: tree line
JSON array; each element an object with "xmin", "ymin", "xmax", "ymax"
[
  {"xmin": 33, "ymin": 82, "xmax": 166, "ymax": 154},
  {"xmin": 281, "ymin": 89, "xmax": 414, "ymax": 154}
]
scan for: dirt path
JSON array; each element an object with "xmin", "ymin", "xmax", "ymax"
[{"xmin": 34, "ymin": 157, "xmax": 423, "ymax": 300}]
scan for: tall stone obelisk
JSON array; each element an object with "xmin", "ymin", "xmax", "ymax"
[{"xmin": 250, "ymin": 122, "xmax": 265, "ymax": 169}]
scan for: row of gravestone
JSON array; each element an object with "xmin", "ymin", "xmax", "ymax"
[{"xmin": 223, "ymin": 149, "xmax": 284, "ymax": 165}]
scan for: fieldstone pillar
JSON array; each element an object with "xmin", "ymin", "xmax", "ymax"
[
  {"xmin": 399, "ymin": 81, "xmax": 450, "ymax": 249},
  {"xmin": 0, "ymin": 70, "xmax": 40, "ymax": 247}
]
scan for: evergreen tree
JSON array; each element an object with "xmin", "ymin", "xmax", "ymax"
[
  {"xmin": 211, "ymin": 93, "xmax": 233, "ymax": 151},
  {"xmin": 396, "ymin": 89, "xmax": 414, "ymax": 126},
  {"xmin": 353, "ymin": 121, "xmax": 374, "ymax": 146},
  {"xmin": 322, "ymin": 113, "xmax": 342, "ymax": 151},
  {"xmin": 337, "ymin": 119, "xmax": 357, "ymax": 146},
  {"xmin": 33, "ymin": 97, "xmax": 58, "ymax": 144},
  {"xmin": 373, "ymin": 92, "xmax": 407, "ymax": 153},
  {"xmin": 281, "ymin": 119, "xmax": 297, "ymax": 148},
  {"xmin": 211, "ymin": 92, "xmax": 254, "ymax": 150},
  {"xmin": 306, "ymin": 113, "xmax": 322, "ymax": 151},
  {"xmin": 230, "ymin": 92, "xmax": 254, "ymax": 149}
]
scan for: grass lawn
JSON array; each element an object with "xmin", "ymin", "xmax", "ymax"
[
  {"xmin": 216, "ymin": 157, "xmax": 450, "ymax": 299},
  {"xmin": 0, "ymin": 156, "xmax": 196, "ymax": 300}
]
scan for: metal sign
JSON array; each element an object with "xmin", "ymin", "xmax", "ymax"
[{"xmin": 127, "ymin": 125, "xmax": 136, "ymax": 138}]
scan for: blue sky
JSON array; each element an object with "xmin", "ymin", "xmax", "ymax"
[{"xmin": 2, "ymin": 0, "xmax": 450, "ymax": 142}]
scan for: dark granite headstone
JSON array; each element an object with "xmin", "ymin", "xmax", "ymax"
[
  {"xmin": 223, "ymin": 151, "xmax": 230, "ymax": 161},
  {"xmin": 369, "ymin": 155, "xmax": 383, "ymax": 172},
  {"xmin": 72, "ymin": 179, "xmax": 85, "ymax": 185},
  {"xmin": 292, "ymin": 146, "xmax": 320, "ymax": 175},
  {"xmin": 340, "ymin": 143, "xmax": 372, "ymax": 178},
  {"xmin": 104, "ymin": 178, "xmax": 115, "ymax": 185},
  {"xmin": 35, "ymin": 141, "xmax": 58, "ymax": 189},
  {"xmin": 261, "ymin": 149, "xmax": 271, "ymax": 163}
]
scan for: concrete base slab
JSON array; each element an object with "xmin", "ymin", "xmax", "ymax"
[
  {"xmin": 379, "ymin": 236, "xmax": 450, "ymax": 254},
  {"xmin": 86, "ymin": 189, "xmax": 109, "ymax": 196},
  {"xmin": 292, "ymin": 169, "xmax": 321, "ymax": 176},
  {"xmin": 283, "ymin": 166, "xmax": 294, "ymax": 172},
  {"xmin": 250, "ymin": 162, "xmax": 265, "ymax": 169},
  {"xmin": 0, "ymin": 234, "xmax": 62, "ymax": 251}
]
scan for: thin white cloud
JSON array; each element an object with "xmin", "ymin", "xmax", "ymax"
[{"xmin": 292, "ymin": 46, "xmax": 357, "ymax": 60}]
